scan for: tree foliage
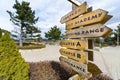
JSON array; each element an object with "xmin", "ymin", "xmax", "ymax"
[
  {"xmin": 7, "ymin": 0, "xmax": 39, "ymax": 46},
  {"xmin": 0, "ymin": 32, "xmax": 29, "ymax": 80},
  {"xmin": 0, "ymin": 29, "xmax": 2, "ymax": 38},
  {"xmin": 45, "ymin": 25, "xmax": 61, "ymax": 40},
  {"xmin": 113, "ymin": 24, "xmax": 120, "ymax": 44}
]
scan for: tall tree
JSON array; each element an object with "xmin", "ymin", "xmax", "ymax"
[
  {"xmin": 45, "ymin": 25, "xmax": 61, "ymax": 40},
  {"xmin": 7, "ymin": 0, "xmax": 39, "ymax": 47}
]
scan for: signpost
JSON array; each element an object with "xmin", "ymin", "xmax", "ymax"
[
  {"xmin": 60, "ymin": 39, "xmax": 87, "ymax": 50},
  {"xmin": 59, "ymin": 0, "xmax": 112, "ymax": 79},
  {"xmin": 66, "ymin": 23, "xmax": 112, "ymax": 38},
  {"xmin": 59, "ymin": 48, "xmax": 87, "ymax": 63},
  {"xmin": 66, "ymin": 9, "xmax": 108, "ymax": 29},
  {"xmin": 60, "ymin": 2, "xmax": 87, "ymax": 24}
]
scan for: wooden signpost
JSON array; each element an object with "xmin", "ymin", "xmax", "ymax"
[
  {"xmin": 59, "ymin": 48, "xmax": 87, "ymax": 63},
  {"xmin": 60, "ymin": 2, "xmax": 87, "ymax": 24},
  {"xmin": 66, "ymin": 23, "xmax": 112, "ymax": 38},
  {"xmin": 59, "ymin": 0, "xmax": 112, "ymax": 79},
  {"xmin": 60, "ymin": 39, "xmax": 87, "ymax": 50},
  {"xmin": 66, "ymin": 9, "xmax": 108, "ymax": 29}
]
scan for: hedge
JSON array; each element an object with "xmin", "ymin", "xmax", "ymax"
[{"xmin": 0, "ymin": 32, "xmax": 29, "ymax": 80}]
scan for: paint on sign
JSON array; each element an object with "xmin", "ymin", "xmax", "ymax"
[
  {"xmin": 60, "ymin": 39, "xmax": 87, "ymax": 50},
  {"xmin": 59, "ymin": 48, "xmax": 87, "ymax": 63},
  {"xmin": 66, "ymin": 9, "xmax": 108, "ymax": 29},
  {"xmin": 66, "ymin": 23, "xmax": 112, "ymax": 38},
  {"xmin": 60, "ymin": 2, "xmax": 87, "ymax": 24}
]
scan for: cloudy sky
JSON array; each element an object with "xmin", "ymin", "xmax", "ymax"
[{"xmin": 0, "ymin": 0, "xmax": 120, "ymax": 38}]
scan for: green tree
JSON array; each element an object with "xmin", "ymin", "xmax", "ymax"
[
  {"xmin": 0, "ymin": 32, "xmax": 29, "ymax": 80},
  {"xmin": 26, "ymin": 26, "xmax": 41, "ymax": 39},
  {"xmin": 7, "ymin": 0, "xmax": 39, "ymax": 47},
  {"xmin": 60, "ymin": 33, "xmax": 66, "ymax": 40},
  {"xmin": 45, "ymin": 25, "xmax": 61, "ymax": 40},
  {"xmin": 113, "ymin": 24, "xmax": 120, "ymax": 45},
  {"xmin": 0, "ymin": 29, "xmax": 2, "ymax": 38},
  {"xmin": 104, "ymin": 32, "xmax": 115, "ymax": 45}
]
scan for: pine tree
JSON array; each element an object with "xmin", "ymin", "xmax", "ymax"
[
  {"xmin": 45, "ymin": 25, "xmax": 61, "ymax": 40},
  {"xmin": 7, "ymin": 0, "xmax": 39, "ymax": 47}
]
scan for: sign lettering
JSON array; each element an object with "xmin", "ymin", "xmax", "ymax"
[
  {"xmin": 60, "ymin": 39, "xmax": 87, "ymax": 50},
  {"xmin": 66, "ymin": 9, "xmax": 108, "ymax": 29},
  {"xmin": 60, "ymin": 56, "xmax": 88, "ymax": 76},
  {"xmin": 60, "ymin": 2, "xmax": 87, "ymax": 24},
  {"xmin": 59, "ymin": 48, "xmax": 87, "ymax": 63},
  {"xmin": 66, "ymin": 23, "xmax": 112, "ymax": 38}
]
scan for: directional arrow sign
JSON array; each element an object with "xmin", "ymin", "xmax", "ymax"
[
  {"xmin": 66, "ymin": 9, "xmax": 108, "ymax": 29},
  {"xmin": 59, "ymin": 56, "xmax": 88, "ymax": 76},
  {"xmin": 59, "ymin": 48, "xmax": 87, "ymax": 63},
  {"xmin": 66, "ymin": 23, "xmax": 112, "ymax": 38},
  {"xmin": 60, "ymin": 39, "xmax": 87, "ymax": 50},
  {"xmin": 60, "ymin": 2, "xmax": 87, "ymax": 24},
  {"xmin": 101, "ymin": 15, "xmax": 112, "ymax": 24}
]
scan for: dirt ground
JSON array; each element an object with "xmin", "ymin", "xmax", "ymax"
[{"xmin": 20, "ymin": 45, "xmax": 120, "ymax": 80}]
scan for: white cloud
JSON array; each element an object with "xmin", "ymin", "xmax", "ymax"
[
  {"xmin": 0, "ymin": 0, "xmax": 119, "ymax": 38},
  {"xmin": 107, "ymin": 21, "xmax": 120, "ymax": 30},
  {"xmin": 0, "ymin": 16, "xmax": 14, "ymax": 31}
]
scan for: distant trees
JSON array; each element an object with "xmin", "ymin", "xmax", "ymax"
[
  {"xmin": 45, "ymin": 25, "xmax": 61, "ymax": 40},
  {"xmin": 7, "ymin": 0, "xmax": 39, "ymax": 47},
  {"xmin": 113, "ymin": 24, "xmax": 120, "ymax": 45},
  {"xmin": 94, "ymin": 23, "xmax": 120, "ymax": 46}
]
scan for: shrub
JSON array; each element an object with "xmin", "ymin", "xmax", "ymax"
[
  {"xmin": 19, "ymin": 44, "xmax": 46, "ymax": 49},
  {"xmin": 0, "ymin": 32, "xmax": 29, "ymax": 80},
  {"xmin": 29, "ymin": 61, "xmax": 73, "ymax": 80}
]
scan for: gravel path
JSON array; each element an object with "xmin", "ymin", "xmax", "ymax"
[
  {"xmin": 20, "ymin": 45, "xmax": 61, "ymax": 62},
  {"xmin": 20, "ymin": 45, "xmax": 120, "ymax": 80}
]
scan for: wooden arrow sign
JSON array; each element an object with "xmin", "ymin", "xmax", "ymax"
[
  {"xmin": 101, "ymin": 15, "xmax": 112, "ymax": 24},
  {"xmin": 60, "ymin": 39, "xmax": 87, "ymax": 50},
  {"xmin": 59, "ymin": 48, "xmax": 87, "ymax": 63},
  {"xmin": 66, "ymin": 23, "xmax": 112, "ymax": 38},
  {"xmin": 66, "ymin": 9, "xmax": 108, "ymax": 29},
  {"xmin": 59, "ymin": 56, "xmax": 88, "ymax": 76},
  {"xmin": 60, "ymin": 2, "xmax": 87, "ymax": 24}
]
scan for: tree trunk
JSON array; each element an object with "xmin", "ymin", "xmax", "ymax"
[{"xmin": 19, "ymin": 26, "xmax": 23, "ymax": 47}]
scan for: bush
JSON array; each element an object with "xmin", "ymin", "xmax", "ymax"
[
  {"xmin": 19, "ymin": 44, "xmax": 46, "ymax": 49},
  {"xmin": 29, "ymin": 61, "xmax": 73, "ymax": 80},
  {"xmin": 0, "ymin": 32, "xmax": 29, "ymax": 80}
]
